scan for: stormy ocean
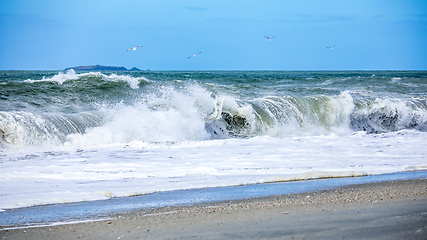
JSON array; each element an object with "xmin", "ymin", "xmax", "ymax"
[{"xmin": 1, "ymin": 70, "xmax": 426, "ymax": 212}]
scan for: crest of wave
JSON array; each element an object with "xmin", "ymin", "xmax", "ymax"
[
  {"xmin": 24, "ymin": 69, "xmax": 148, "ymax": 89},
  {"xmin": 65, "ymin": 85, "xmax": 216, "ymax": 147}
]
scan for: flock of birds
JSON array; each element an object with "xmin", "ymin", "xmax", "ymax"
[
  {"xmin": 126, "ymin": 36, "xmax": 336, "ymax": 59},
  {"xmin": 127, "ymin": 45, "xmax": 203, "ymax": 59}
]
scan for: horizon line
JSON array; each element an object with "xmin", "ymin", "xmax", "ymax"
[{"xmin": 1, "ymin": 69, "xmax": 427, "ymax": 72}]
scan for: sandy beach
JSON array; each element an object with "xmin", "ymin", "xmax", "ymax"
[{"xmin": 1, "ymin": 178, "xmax": 426, "ymax": 240}]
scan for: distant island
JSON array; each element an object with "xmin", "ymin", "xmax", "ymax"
[{"xmin": 64, "ymin": 65, "xmax": 142, "ymax": 71}]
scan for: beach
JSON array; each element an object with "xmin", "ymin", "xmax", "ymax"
[
  {"xmin": 2, "ymin": 0, "xmax": 427, "ymax": 238},
  {"xmin": 2, "ymin": 178, "xmax": 426, "ymax": 240}
]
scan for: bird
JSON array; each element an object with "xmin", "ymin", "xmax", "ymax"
[
  {"xmin": 127, "ymin": 45, "xmax": 143, "ymax": 51},
  {"xmin": 326, "ymin": 44, "xmax": 336, "ymax": 49},
  {"xmin": 188, "ymin": 52, "xmax": 202, "ymax": 59},
  {"xmin": 264, "ymin": 36, "xmax": 275, "ymax": 41}
]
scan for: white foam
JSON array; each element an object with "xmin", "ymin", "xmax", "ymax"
[
  {"xmin": 25, "ymin": 69, "xmax": 80, "ymax": 84},
  {"xmin": 64, "ymin": 86, "xmax": 214, "ymax": 147},
  {"xmin": 1, "ymin": 130, "xmax": 426, "ymax": 211}
]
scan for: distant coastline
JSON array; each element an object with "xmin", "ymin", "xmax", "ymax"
[{"xmin": 64, "ymin": 65, "xmax": 142, "ymax": 71}]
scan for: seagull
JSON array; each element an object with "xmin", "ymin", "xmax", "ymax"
[
  {"xmin": 264, "ymin": 36, "xmax": 275, "ymax": 41},
  {"xmin": 326, "ymin": 44, "xmax": 336, "ymax": 49},
  {"xmin": 188, "ymin": 52, "xmax": 202, "ymax": 59},
  {"xmin": 127, "ymin": 45, "xmax": 143, "ymax": 51}
]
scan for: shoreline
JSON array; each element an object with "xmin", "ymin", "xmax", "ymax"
[
  {"xmin": 1, "ymin": 175, "xmax": 426, "ymax": 239},
  {"xmin": 1, "ymin": 171, "xmax": 426, "ymax": 228}
]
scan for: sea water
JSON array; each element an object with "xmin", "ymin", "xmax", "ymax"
[{"xmin": 0, "ymin": 70, "xmax": 426, "ymax": 211}]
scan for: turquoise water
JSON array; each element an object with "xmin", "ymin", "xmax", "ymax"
[
  {"xmin": 1, "ymin": 70, "xmax": 426, "ymax": 146},
  {"xmin": 0, "ymin": 70, "xmax": 426, "ymax": 212}
]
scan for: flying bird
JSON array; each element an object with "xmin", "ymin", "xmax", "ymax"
[
  {"xmin": 127, "ymin": 45, "xmax": 143, "ymax": 51},
  {"xmin": 264, "ymin": 36, "xmax": 275, "ymax": 41},
  {"xmin": 326, "ymin": 44, "xmax": 336, "ymax": 49},
  {"xmin": 188, "ymin": 52, "xmax": 202, "ymax": 59}
]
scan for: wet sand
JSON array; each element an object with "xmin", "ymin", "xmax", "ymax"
[{"xmin": 1, "ymin": 178, "xmax": 426, "ymax": 239}]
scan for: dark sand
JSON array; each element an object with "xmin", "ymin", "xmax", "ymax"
[{"xmin": 1, "ymin": 178, "xmax": 426, "ymax": 240}]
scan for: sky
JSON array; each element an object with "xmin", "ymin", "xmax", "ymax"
[{"xmin": 0, "ymin": 0, "xmax": 426, "ymax": 70}]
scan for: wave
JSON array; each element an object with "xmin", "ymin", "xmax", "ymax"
[
  {"xmin": 350, "ymin": 97, "xmax": 427, "ymax": 133},
  {"xmin": 24, "ymin": 69, "xmax": 149, "ymax": 89},
  {"xmin": 1, "ymin": 70, "xmax": 152, "ymax": 113},
  {"xmin": 0, "ymin": 111, "xmax": 103, "ymax": 146},
  {"xmin": 2, "ymin": 84, "xmax": 426, "ymax": 148},
  {"xmin": 204, "ymin": 91, "xmax": 424, "ymax": 138}
]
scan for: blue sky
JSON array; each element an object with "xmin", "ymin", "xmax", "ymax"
[{"xmin": 1, "ymin": 0, "xmax": 426, "ymax": 70}]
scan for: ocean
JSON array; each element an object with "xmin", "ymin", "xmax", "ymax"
[{"xmin": 1, "ymin": 70, "xmax": 426, "ymax": 211}]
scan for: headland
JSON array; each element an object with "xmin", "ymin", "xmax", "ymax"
[{"xmin": 64, "ymin": 65, "xmax": 141, "ymax": 71}]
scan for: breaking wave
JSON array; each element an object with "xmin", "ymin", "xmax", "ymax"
[
  {"xmin": 1, "ymin": 85, "xmax": 426, "ymax": 148},
  {"xmin": 350, "ymin": 97, "xmax": 427, "ymax": 133},
  {"xmin": 24, "ymin": 69, "xmax": 149, "ymax": 89},
  {"xmin": 0, "ymin": 111, "xmax": 103, "ymax": 146}
]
